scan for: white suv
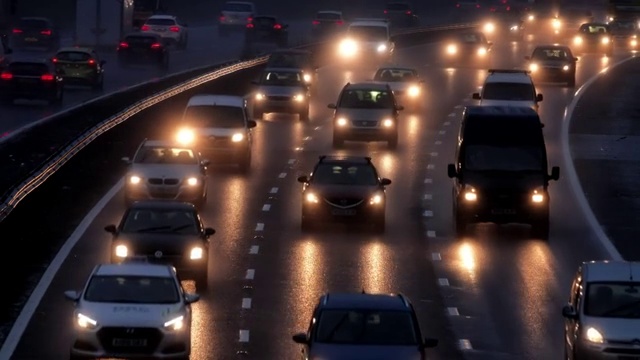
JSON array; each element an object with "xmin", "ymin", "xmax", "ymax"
[
  {"xmin": 338, "ymin": 18, "xmax": 394, "ymax": 62},
  {"xmin": 472, "ymin": 69, "xmax": 543, "ymax": 112},
  {"xmin": 141, "ymin": 15, "xmax": 189, "ymax": 49},
  {"xmin": 218, "ymin": 1, "xmax": 256, "ymax": 35}
]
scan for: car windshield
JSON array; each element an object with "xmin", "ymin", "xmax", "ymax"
[
  {"xmin": 374, "ymin": 68, "xmax": 417, "ymax": 82},
  {"xmin": 84, "ymin": 275, "xmax": 180, "ymax": 303},
  {"xmin": 387, "ymin": 3, "xmax": 410, "ymax": 10},
  {"xmin": 585, "ymin": 282, "xmax": 640, "ymax": 318},
  {"xmin": 122, "ymin": 208, "xmax": 200, "ymax": 234},
  {"xmin": 579, "ymin": 25, "xmax": 609, "ymax": 34},
  {"xmin": 338, "ymin": 89, "xmax": 393, "ymax": 109},
  {"xmin": 183, "ymin": 105, "xmax": 245, "ymax": 128},
  {"xmin": 223, "ymin": 2, "xmax": 252, "ymax": 12},
  {"xmin": 267, "ymin": 53, "xmax": 310, "ymax": 68},
  {"xmin": 482, "ymin": 82, "xmax": 534, "ymax": 101},
  {"xmin": 56, "ymin": 51, "xmax": 92, "ymax": 61},
  {"xmin": 260, "ymin": 70, "xmax": 303, "ymax": 85},
  {"xmin": 312, "ymin": 163, "xmax": 378, "ymax": 186},
  {"xmin": 348, "ymin": 26, "xmax": 388, "ymax": 41},
  {"xmin": 18, "ymin": 19, "xmax": 49, "ymax": 29},
  {"xmin": 457, "ymin": 33, "xmax": 483, "ymax": 43},
  {"xmin": 532, "ymin": 48, "xmax": 570, "ymax": 60},
  {"xmin": 464, "ymin": 145, "xmax": 543, "ymax": 171},
  {"xmin": 134, "ymin": 146, "xmax": 198, "ymax": 164},
  {"xmin": 315, "ymin": 310, "xmax": 418, "ymax": 345},
  {"xmin": 146, "ymin": 18, "xmax": 176, "ymax": 26},
  {"xmin": 317, "ymin": 12, "xmax": 341, "ymax": 20}
]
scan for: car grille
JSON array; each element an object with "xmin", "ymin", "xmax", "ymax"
[
  {"xmin": 201, "ymin": 135, "xmax": 231, "ymax": 145},
  {"xmin": 148, "ymin": 178, "xmax": 180, "ymax": 185},
  {"xmin": 351, "ymin": 120, "xmax": 378, "ymax": 127},
  {"xmin": 324, "ymin": 197, "xmax": 364, "ymax": 208},
  {"xmin": 267, "ymin": 95, "xmax": 291, "ymax": 101},
  {"xmin": 97, "ymin": 327, "xmax": 162, "ymax": 354}
]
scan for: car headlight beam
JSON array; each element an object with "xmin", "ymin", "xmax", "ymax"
[
  {"xmin": 231, "ymin": 133, "xmax": 244, "ymax": 142},
  {"xmin": 129, "ymin": 175, "xmax": 141, "ymax": 185},
  {"xmin": 408, "ymin": 85, "xmax": 420, "ymax": 97},
  {"xmin": 186, "ymin": 177, "xmax": 198, "ymax": 186},
  {"xmin": 529, "ymin": 63, "xmax": 539, "ymax": 72},
  {"xmin": 483, "ymin": 22, "xmax": 495, "ymax": 33},
  {"xmin": 255, "ymin": 93, "xmax": 265, "ymax": 100},
  {"xmin": 602, "ymin": 36, "xmax": 610, "ymax": 44},
  {"xmin": 77, "ymin": 313, "xmax": 98, "ymax": 329},
  {"xmin": 478, "ymin": 47, "xmax": 487, "ymax": 56},
  {"xmin": 303, "ymin": 73, "xmax": 312, "ymax": 82},
  {"xmin": 586, "ymin": 327, "xmax": 604, "ymax": 343},
  {"xmin": 377, "ymin": 43, "xmax": 387, "ymax": 53},
  {"xmin": 305, "ymin": 193, "xmax": 319, "ymax": 203},
  {"xmin": 336, "ymin": 117, "xmax": 348, "ymax": 126},
  {"xmin": 562, "ymin": 65, "xmax": 569, "ymax": 71},
  {"xmin": 339, "ymin": 39, "xmax": 357, "ymax": 57},
  {"xmin": 531, "ymin": 189, "xmax": 544, "ymax": 203},
  {"xmin": 574, "ymin": 36, "xmax": 583, "ymax": 45},
  {"xmin": 190, "ymin": 247, "xmax": 203, "ymax": 260},
  {"xmin": 115, "ymin": 244, "xmax": 128, "ymax": 258},
  {"xmin": 382, "ymin": 118, "xmax": 394, "ymax": 127},
  {"xmin": 176, "ymin": 128, "xmax": 195, "ymax": 145},
  {"xmin": 164, "ymin": 315, "xmax": 185, "ymax": 331},
  {"xmin": 293, "ymin": 94, "xmax": 305, "ymax": 102},
  {"xmin": 446, "ymin": 44, "xmax": 457, "ymax": 55},
  {"xmin": 463, "ymin": 187, "xmax": 477, "ymax": 201},
  {"xmin": 369, "ymin": 194, "xmax": 383, "ymax": 205}
]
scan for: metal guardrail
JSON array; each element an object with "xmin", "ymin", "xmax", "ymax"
[{"xmin": 0, "ymin": 22, "xmax": 478, "ymax": 223}]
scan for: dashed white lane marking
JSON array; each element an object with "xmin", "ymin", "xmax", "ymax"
[
  {"xmin": 438, "ymin": 278, "xmax": 450, "ymax": 286},
  {"xmin": 245, "ymin": 269, "xmax": 255, "ymax": 280},
  {"xmin": 288, "ymin": 159, "xmax": 296, "ymax": 164},
  {"xmin": 424, "ymin": 194, "xmax": 432, "ymax": 200},
  {"xmin": 447, "ymin": 307, "xmax": 460, "ymax": 316},
  {"xmin": 424, "ymin": 178, "xmax": 432, "ymax": 184},
  {"xmin": 262, "ymin": 204, "xmax": 271, "ymax": 211},
  {"xmin": 242, "ymin": 298, "xmax": 252, "ymax": 309},
  {"xmin": 430, "ymin": 152, "xmax": 438, "ymax": 157},
  {"xmin": 278, "ymin": 172, "xmax": 287, "ymax": 178},
  {"xmin": 303, "ymin": 136, "xmax": 311, "ymax": 141},
  {"xmin": 270, "ymin": 187, "xmax": 279, "ymax": 194},
  {"xmin": 431, "ymin": 252, "xmax": 441, "ymax": 260},
  {"xmin": 295, "ymin": 147, "xmax": 304, "ymax": 151},
  {"xmin": 443, "ymin": 121, "xmax": 450, "ymax": 126},
  {"xmin": 458, "ymin": 339, "xmax": 473, "ymax": 350},
  {"xmin": 448, "ymin": 113, "xmax": 456, "ymax": 117},
  {"xmin": 422, "ymin": 210, "xmax": 433, "ymax": 217},
  {"xmin": 314, "ymin": 126, "xmax": 321, "ymax": 130},
  {"xmin": 438, "ymin": 130, "xmax": 446, "ymax": 135},
  {"xmin": 427, "ymin": 164, "xmax": 435, "ymax": 170},
  {"xmin": 427, "ymin": 230, "xmax": 436, "ymax": 238},
  {"xmin": 435, "ymin": 140, "xmax": 442, "ymax": 145},
  {"xmin": 255, "ymin": 223, "xmax": 264, "ymax": 231},
  {"xmin": 249, "ymin": 245, "xmax": 259, "ymax": 254},
  {"xmin": 239, "ymin": 330, "xmax": 250, "ymax": 342}
]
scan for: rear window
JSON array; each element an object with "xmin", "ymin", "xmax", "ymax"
[
  {"xmin": 18, "ymin": 19, "xmax": 49, "ymax": 29},
  {"xmin": 482, "ymin": 82, "xmax": 535, "ymax": 101},
  {"xmin": 387, "ymin": 3, "xmax": 410, "ymax": 10},
  {"xmin": 463, "ymin": 117, "xmax": 544, "ymax": 145},
  {"xmin": 145, "ymin": 18, "xmax": 176, "ymax": 26},
  {"xmin": 316, "ymin": 12, "xmax": 341, "ymax": 20},
  {"xmin": 223, "ymin": 2, "xmax": 252, "ymax": 12},
  {"xmin": 125, "ymin": 35, "xmax": 157, "ymax": 45},
  {"xmin": 183, "ymin": 105, "xmax": 246, "ymax": 128},
  {"xmin": 56, "ymin": 51, "xmax": 92, "ymax": 61},
  {"xmin": 9, "ymin": 63, "xmax": 48, "ymax": 75}
]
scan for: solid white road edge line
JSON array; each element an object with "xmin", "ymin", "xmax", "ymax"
[
  {"xmin": 0, "ymin": 179, "xmax": 124, "ymax": 358},
  {"xmin": 560, "ymin": 57, "xmax": 635, "ymax": 261}
]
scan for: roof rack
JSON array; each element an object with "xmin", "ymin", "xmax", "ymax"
[
  {"xmin": 318, "ymin": 155, "xmax": 372, "ymax": 163},
  {"xmin": 488, "ymin": 69, "xmax": 531, "ymax": 74}
]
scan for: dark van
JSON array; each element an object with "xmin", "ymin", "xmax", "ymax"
[{"xmin": 446, "ymin": 106, "xmax": 560, "ymax": 240}]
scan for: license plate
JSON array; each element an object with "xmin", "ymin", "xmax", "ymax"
[
  {"xmin": 18, "ymin": 78, "xmax": 37, "ymax": 84},
  {"xmin": 331, "ymin": 209, "xmax": 356, "ymax": 216},
  {"xmin": 25, "ymin": 37, "xmax": 37, "ymax": 42},
  {"xmin": 491, "ymin": 209, "xmax": 516, "ymax": 215},
  {"xmin": 153, "ymin": 27, "xmax": 167, "ymax": 32},
  {"xmin": 112, "ymin": 338, "xmax": 147, "ymax": 347}
]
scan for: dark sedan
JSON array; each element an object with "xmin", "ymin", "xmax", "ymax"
[
  {"xmin": 245, "ymin": 15, "xmax": 288, "ymax": 47},
  {"xmin": 572, "ymin": 22, "xmax": 614, "ymax": 56},
  {"xmin": 525, "ymin": 45, "xmax": 577, "ymax": 86},
  {"xmin": 443, "ymin": 31, "xmax": 492, "ymax": 65},
  {"xmin": 297, "ymin": 155, "xmax": 391, "ymax": 233},
  {"xmin": 104, "ymin": 200, "xmax": 215, "ymax": 289},
  {"xmin": 0, "ymin": 58, "xmax": 64, "ymax": 104},
  {"xmin": 266, "ymin": 49, "xmax": 318, "ymax": 85},
  {"xmin": 117, "ymin": 33, "xmax": 170, "ymax": 69},
  {"xmin": 10, "ymin": 17, "xmax": 59, "ymax": 50}
]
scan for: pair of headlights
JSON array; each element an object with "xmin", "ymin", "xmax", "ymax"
[
  {"xmin": 115, "ymin": 244, "xmax": 204, "ymax": 260},
  {"xmin": 255, "ymin": 93, "xmax": 306, "ymax": 102},
  {"xmin": 176, "ymin": 128, "xmax": 245, "ymax": 145},
  {"xmin": 76, "ymin": 313, "xmax": 185, "ymax": 331},
  {"xmin": 335, "ymin": 118, "xmax": 394, "ymax": 127},
  {"xmin": 305, "ymin": 192, "xmax": 383, "ymax": 205},
  {"xmin": 338, "ymin": 39, "xmax": 389, "ymax": 57},
  {"xmin": 462, "ymin": 186, "xmax": 545, "ymax": 203},
  {"xmin": 529, "ymin": 63, "xmax": 570, "ymax": 72},
  {"xmin": 129, "ymin": 175, "xmax": 200, "ymax": 186},
  {"xmin": 573, "ymin": 36, "xmax": 610, "ymax": 45}
]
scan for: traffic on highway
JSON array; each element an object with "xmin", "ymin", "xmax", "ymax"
[{"xmin": 1, "ymin": 0, "xmax": 640, "ymax": 359}]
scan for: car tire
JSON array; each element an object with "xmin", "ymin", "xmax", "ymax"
[
  {"xmin": 388, "ymin": 134, "xmax": 398, "ymax": 149},
  {"xmin": 531, "ymin": 215, "xmax": 550, "ymax": 240},
  {"xmin": 454, "ymin": 208, "xmax": 469, "ymax": 238},
  {"xmin": 373, "ymin": 215, "xmax": 385, "ymax": 234},
  {"xmin": 332, "ymin": 134, "xmax": 344, "ymax": 148},
  {"xmin": 566, "ymin": 75, "xmax": 575, "ymax": 87},
  {"xmin": 299, "ymin": 108, "xmax": 309, "ymax": 121},
  {"xmin": 195, "ymin": 271, "xmax": 208, "ymax": 290},
  {"xmin": 239, "ymin": 152, "xmax": 251, "ymax": 173}
]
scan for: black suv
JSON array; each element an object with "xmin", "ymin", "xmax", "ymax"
[
  {"xmin": 10, "ymin": 17, "xmax": 59, "ymax": 50},
  {"xmin": 292, "ymin": 292, "xmax": 438, "ymax": 359},
  {"xmin": 266, "ymin": 49, "xmax": 318, "ymax": 87},
  {"xmin": 0, "ymin": 58, "xmax": 64, "ymax": 105},
  {"xmin": 117, "ymin": 33, "xmax": 170, "ymax": 69},
  {"xmin": 446, "ymin": 106, "xmax": 560, "ymax": 240},
  {"xmin": 245, "ymin": 15, "xmax": 288, "ymax": 47},
  {"xmin": 297, "ymin": 155, "xmax": 392, "ymax": 233},
  {"xmin": 104, "ymin": 200, "xmax": 215, "ymax": 289}
]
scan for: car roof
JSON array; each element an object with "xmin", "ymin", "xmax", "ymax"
[
  {"xmin": 534, "ymin": 44, "xmax": 570, "ymax": 50},
  {"xmin": 320, "ymin": 293, "xmax": 411, "ymax": 310},
  {"xmin": 484, "ymin": 69, "xmax": 533, "ymax": 84},
  {"xmin": 581, "ymin": 22, "xmax": 608, "ymax": 27},
  {"xmin": 128, "ymin": 200, "xmax": 197, "ymax": 210},
  {"xmin": 344, "ymin": 82, "xmax": 390, "ymax": 90},
  {"xmin": 187, "ymin": 94, "xmax": 244, "ymax": 107},
  {"xmin": 93, "ymin": 263, "xmax": 174, "ymax": 277},
  {"xmin": 583, "ymin": 261, "xmax": 640, "ymax": 282},
  {"xmin": 464, "ymin": 105, "xmax": 539, "ymax": 118},
  {"xmin": 264, "ymin": 67, "xmax": 303, "ymax": 73},
  {"xmin": 318, "ymin": 155, "xmax": 372, "ymax": 165},
  {"xmin": 141, "ymin": 139, "xmax": 194, "ymax": 148},
  {"xmin": 317, "ymin": 10, "xmax": 342, "ymax": 15},
  {"xmin": 147, "ymin": 15, "xmax": 176, "ymax": 20},
  {"xmin": 226, "ymin": 1, "xmax": 254, "ymax": 4},
  {"xmin": 57, "ymin": 47, "xmax": 93, "ymax": 53}
]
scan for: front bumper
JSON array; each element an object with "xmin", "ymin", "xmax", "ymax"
[
  {"xmin": 334, "ymin": 123, "xmax": 397, "ymax": 142},
  {"xmin": 530, "ymin": 66, "xmax": 574, "ymax": 80},
  {"xmin": 112, "ymin": 254, "xmax": 207, "ymax": 279},
  {"xmin": 574, "ymin": 338, "xmax": 640, "ymax": 359},
  {"xmin": 455, "ymin": 192, "xmax": 549, "ymax": 224},
  {"xmin": 125, "ymin": 183, "xmax": 205, "ymax": 203},
  {"xmin": 302, "ymin": 201, "xmax": 385, "ymax": 223},
  {"xmin": 0, "ymin": 84, "xmax": 57, "ymax": 100},
  {"xmin": 254, "ymin": 97, "xmax": 308, "ymax": 113}
]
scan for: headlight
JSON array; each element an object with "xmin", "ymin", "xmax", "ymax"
[
  {"xmin": 562, "ymin": 65, "xmax": 569, "ymax": 71},
  {"xmin": 231, "ymin": 133, "xmax": 244, "ymax": 142},
  {"xmin": 408, "ymin": 85, "xmax": 420, "ymax": 97},
  {"xmin": 115, "ymin": 244, "xmax": 128, "ymax": 258},
  {"xmin": 336, "ymin": 117, "xmax": 348, "ymax": 126},
  {"xmin": 446, "ymin": 44, "xmax": 457, "ymax": 54},
  {"xmin": 176, "ymin": 128, "xmax": 195, "ymax": 145},
  {"xmin": 483, "ymin": 22, "xmax": 495, "ymax": 33},
  {"xmin": 585, "ymin": 327, "xmax": 604, "ymax": 343},
  {"xmin": 255, "ymin": 92, "xmax": 265, "ymax": 100},
  {"xmin": 552, "ymin": 19, "xmax": 561, "ymax": 29},
  {"xmin": 574, "ymin": 36, "xmax": 583, "ymax": 45},
  {"xmin": 510, "ymin": 25, "xmax": 519, "ymax": 31},
  {"xmin": 293, "ymin": 94, "xmax": 305, "ymax": 102},
  {"xmin": 477, "ymin": 47, "xmax": 487, "ymax": 56},
  {"xmin": 631, "ymin": 39, "xmax": 638, "ymax": 47},
  {"xmin": 339, "ymin": 39, "xmax": 357, "ymax": 57},
  {"xmin": 377, "ymin": 43, "xmax": 387, "ymax": 52},
  {"xmin": 190, "ymin": 247, "xmax": 203, "ymax": 260},
  {"xmin": 303, "ymin": 73, "xmax": 312, "ymax": 82},
  {"xmin": 382, "ymin": 119, "xmax": 394, "ymax": 127},
  {"xmin": 528, "ymin": 14, "xmax": 534, "ymax": 21},
  {"xmin": 602, "ymin": 36, "xmax": 610, "ymax": 44},
  {"xmin": 531, "ymin": 189, "xmax": 544, "ymax": 203},
  {"xmin": 129, "ymin": 175, "xmax": 141, "ymax": 185},
  {"xmin": 77, "ymin": 313, "xmax": 98, "ymax": 329},
  {"xmin": 164, "ymin": 315, "xmax": 185, "ymax": 331},
  {"xmin": 529, "ymin": 63, "xmax": 539, "ymax": 72},
  {"xmin": 186, "ymin": 177, "xmax": 198, "ymax": 186},
  {"xmin": 369, "ymin": 193, "xmax": 383, "ymax": 205},
  {"xmin": 463, "ymin": 186, "xmax": 477, "ymax": 201},
  {"xmin": 305, "ymin": 192, "xmax": 319, "ymax": 203}
]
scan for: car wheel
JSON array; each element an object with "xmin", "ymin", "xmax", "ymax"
[
  {"xmin": 299, "ymin": 108, "xmax": 309, "ymax": 121},
  {"xmin": 373, "ymin": 215, "xmax": 385, "ymax": 234},
  {"xmin": 531, "ymin": 215, "xmax": 550, "ymax": 240},
  {"xmin": 253, "ymin": 107, "xmax": 263, "ymax": 120},
  {"xmin": 195, "ymin": 271, "xmax": 208, "ymax": 290},
  {"xmin": 454, "ymin": 208, "xmax": 469, "ymax": 238},
  {"xmin": 387, "ymin": 134, "xmax": 398, "ymax": 149},
  {"xmin": 332, "ymin": 134, "xmax": 344, "ymax": 148},
  {"xmin": 238, "ymin": 152, "xmax": 251, "ymax": 173}
]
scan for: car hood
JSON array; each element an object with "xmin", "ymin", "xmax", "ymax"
[
  {"xmin": 479, "ymin": 99, "xmax": 537, "ymax": 109},
  {"xmin": 582, "ymin": 316, "xmax": 640, "ymax": 342},
  {"xmin": 79, "ymin": 302, "xmax": 184, "ymax": 327},
  {"xmin": 115, "ymin": 232, "xmax": 203, "ymax": 254},
  {"xmin": 256, "ymin": 85, "xmax": 306, "ymax": 96},
  {"xmin": 192, "ymin": 127, "xmax": 245, "ymax": 137},
  {"xmin": 309, "ymin": 343, "xmax": 422, "ymax": 360},
  {"xmin": 464, "ymin": 171, "xmax": 546, "ymax": 191},
  {"xmin": 335, "ymin": 108, "xmax": 394, "ymax": 120},
  {"xmin": 128, "ymin": 164, "xmax": 201, "ymax": 179}
]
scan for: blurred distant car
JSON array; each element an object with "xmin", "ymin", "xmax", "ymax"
[
  {"xmin": 337, "ymin": 19, "xmax": 394, "ymax": 63},
  {"xmin": 472, "ymin": 69, "xmax": 543, "ymax": 111},
  {"xmin": 521, "ymin": 6, "xmax": 557, "ymax": 36},
  {"xmin": 507, "ymin": 19, "xmax": 524, "ymax": 40},
  {"xmin": 573, "ymin": 23, "xmax": 614, "ymax": 56},
  {"xmin": 608, "ymin": 18, "xmax": 639, "ymax": 50},
  {"xmin": 245, "ymin": 15, "xmax": 288, "ymax": 47},
  {"xmin": 443, "ymin": 31, "xmax": 492, "ymax": 66},
  {"xmin": 266, "ymin": 49, "xmax": 318, "ymax": 87},
  {"xmin": 53, "ymin": 47, "xmax": 105, "ymax": 89},
  {"xmin": 556, "ymin": 6, "xmax": 594, "ymax": 36},
  {"xmin": 525, "ymin": 45, "xmax": 577, "ymax": 86},
  {"xmin": 455, "ymin": 0, "xmax": 481, "ymax": 10},
  {"xmin": 372, "ymin": 66, "xmax": 424, "ymax": 104},
  {"xmin": 141, "ymin": 14, "xmax": 189, "ymax": 49},
  {"xmin": 292, "ymin": 292, "xmax": 438, "ymax": 358},
  {"xmin": 252, "ymin": 67, "xmax": 310, "ymax": 120},
  {"xmin": 0, "ymin": 58, "xmax": 64, "ymax": 105},
  {"xmin": 218, "ymin": 1, "xmax": 256, "ymax": 35},
  {"xmin": 117, "ymin": 33, "xmax": 170, "ymax": 69},
  {"xmin": 384, "ymin": 1, "xmax": 419, "ymax": 28},
  {"xmin": 311, "ymin": 10, "xmax": 345, "ymax": 39},
  {"xmin": 10, "ymin": 17, "xmax": 59, "ymax": 50},
  {"xmin": 487, "ymin": 0, "xmax": 513, "ymax": 14},
  {"xmin": 297, "ymin": 156, "xmax": 392, "ymax": 232}
]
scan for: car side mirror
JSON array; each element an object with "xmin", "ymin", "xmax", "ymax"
[
  {"xmin": 297, "ymin": 175, "xmax": 309, "ymax": 183},
  {"xmin": 562, "ymin": 304, "xmax": 578, "ymax": 319},
  {"xmin": 201, "ymin": 159, "xmax": 210, "ymax": 166},
  {"xmin": 327, "ymin": 103, "xmax": 337, "ymax": 109},
  {"xmin": 184, "ymin": 293, "xmax": 200, "ymax": 304},
  {"xmin": 472, "ymin": 92, "xmax": 481, "ymax": 100},
  {"xmin": 204, "ymin": 227, "xmax": 215, "ymax": 236},
  {"xmin": 524, "ymin": 55, "xmax": 531, "ymax": 60},
  {"xmin": 292, "ymin": 332, "xmax": 308, "ymax": 344},
  {"xmin": 536, "ymin": 94, "xmax": 543, "ymax": 102},
  {"xmin": 549, "ymin": 166, "xmax": 560, "ymax": 181},
  {"xmin": 396, "ymin": 105, "xmax": 404, "ymax": 111},
  {"xmin": 380, "ymin": 178, "xmax": 392, "ymax": 186},
  {"xmin": 121, "ymin": 156, "xmax": 131, "ymax": 164},
  {"xmin": 447, "ymin": 164, "xmax": 458, "ymax": 178},
  {"xmin": 64, "ymin": 290, "xmax": 80, "ymax": 302},
  {"xmin": 104, "ymin": 224, "xmax": 117, "ymax": 233},
  {"xmin": 422, "ymin": 337, "xmax": 439, "ymax": 348},
  {"xmin": 573, "ymin": 57, "xmax": 579, "ymax": 62},
  {"xmin": 247, "ymin": 120, "xmax": 257, "ymax": 128}
]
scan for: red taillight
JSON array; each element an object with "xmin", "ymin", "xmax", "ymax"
[
  {"xmin": 246, "ymin": 23, "xmax": 254, "ymax": 28},
  {"xmin": 490, "ymin": 7, "xmax": 496, "ymax": 11},
  {"xmin": 312, "ymin": 20, "xmax": 320, "ymax": 25},
  {"xmin": 41, "ymin": 29, "xmax": 52, "ymax": 35},
  {"xmin": 41, "ymin": 74, "xmax": 54, "ymax": 81},
  {"xmin": 151, "ymin": 42, "xmax": 162, "ymax": 49},
  {"xmin": 169, "ymin": 26, "xmax": 179, "ymax": 32},
  {"xmin": 52, "ymin": 57, "xmax": 58, "ymax": 63},
  {"xmin": 12, "ymin": 28, "xmax": 22, "ymax": 34},
  {"xmin": 88, "ymin": 59, "xmax": 96, "ymax": 65},
  {"xmin": 506, "ymin": 6, "xmax": 510, "ymax": 10},
  {"xmin": 384, "ymin": 9, "xmax": 388, "ymax": 14},
  {"xmin": 141, "ymin": 25, "xmax": 150, "ymax": 31},
  {"xmin": 247, "ymin": 16, "xmax": 253, "ymax": 22},
  {"xmin": 336, "ymin": 20, "xmax": 343, "ymax": 25},
  {"xmin": 118, "ymin": 41, "xmax": 129, "ymax": 49},
  {"xmin": 456, "ymin": 3, "xmax": 461, "ymax": 8},
  {"xmin": 273, "ymin": 24, "xmax": 282, "ymax": 29},
  {"xmin": 406, "ymin": 10, "xmax": 412, "ymax": 14},
  {"xmin": 0, "ymin": 72, "xmax": 12, "ymax": 80},
  {"xmin": 219, "ymin": 15, "xmax": 225, "ymax": 21},
  {"xmin": 476, "ymin": 3, "xmax": 481, "ymax": 8}
]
